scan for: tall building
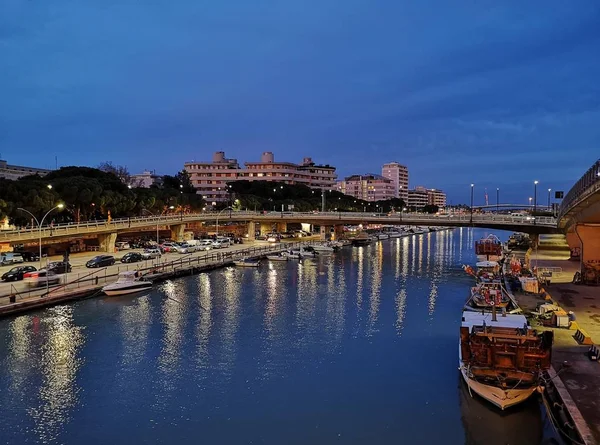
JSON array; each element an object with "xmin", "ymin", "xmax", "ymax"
[
  {"xmin": 336, "ymin": 174, "xmax": 396, "ymax": 202},
  {"xmin": 185, "ymin": 151, "xmax": 337, "ymax": 204},
  {"xmin": 427, "ymin": 188, "xmax": 447, "ymax": 208},
  {"xmin": 408, "ymin": 186, "xmax": 429, "ymax": 209},
  {"xmin": 382, "ymin": 162, "xmax": 409, "ymax": 203},
  {"xmin": 130, "ymin": 170, "xmax": 163, "ymax": 188},
  {"xmin": 0, "ymin": 159, "xmax": 50, "ymax": 180}
]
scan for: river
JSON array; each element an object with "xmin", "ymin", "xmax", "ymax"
[{"xmin": 0, "ymin": 228, "xmax": 555, "ymax": 444}]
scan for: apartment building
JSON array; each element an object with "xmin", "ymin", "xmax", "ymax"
[
  {"xmin": 382, "ymin": 162, "xmax": 409, "ymax": 203},
  {"xmin": 129, "ymin": 170, "xmax": 163, "ymax": 188},
  {"xmin": 427, "ymin": 188, "xmax": 447, "ymax": 208},
  {"xmin": 336, "ymin": 174, "xmax": 396, "ymax": 202},
  {"xmin": 408, "ymin": 186, "xmax": 429, "ymax": 209},
  {"xmin": 184, "ymin": 151, "xmax": 336, "ymax": 204},
  {"xmin": 0, "ymin": 159, "xmax": 50, "ymax": 180}
]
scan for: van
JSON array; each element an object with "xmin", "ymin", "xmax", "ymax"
[{"xmin": 0, "ymin": 253, "xmax": 24, "ymax": 266}]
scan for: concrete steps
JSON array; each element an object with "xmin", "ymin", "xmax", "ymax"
[{"xmin": 536, "ymin": 234, "xmax": 571, "ymax": 260}]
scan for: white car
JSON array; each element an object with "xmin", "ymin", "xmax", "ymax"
[
  {"xmin": 198, "ymin": 240, "xmax": 212, "ymax": 251},
  {"xmin": 211, "ymin": 239, "xmax": 230, "ymax": 249},
  {"xmin": 115, "ymin": 242, "xmax": 130, "ymax": 250},
  {"xmin": 175, "ymin": 243, "xmax": 198, "ymax": 254},
  {"xmin": 141, "ymin": 248, "xmax": 162, "ymax": 259}
]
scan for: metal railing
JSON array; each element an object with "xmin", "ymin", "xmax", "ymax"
[
  {"xmin": 558, "ymin": 158, "xmax": 600, "ymax": 221},
  {"xmin": 0, "ymin": 210, "xmax": 558, "ymax": 242}
]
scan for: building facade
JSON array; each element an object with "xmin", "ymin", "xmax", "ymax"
[
  {"xmin": 382, "ymin": 162, "xmax": 409, "ymax": 203},
  {"xmin": 185, "ymin": 152, "xmax": 337, "ymax": 204},
  {"xmin": 0, "ymin": 159, "xmax": 50, "ymax": 180},
  {"xmin": 427, "ymin": 188, "xmax": 447, "ymax": 208},
  {"xmin": 336, "ymin": 174, "xmax": 396, "ymax": 202},
  {"xmin": 129, "ymin": 170, "xmax": 163, "ymax": 188},
  {"xmin": 408, "ymin": 186, "xmax": 429, "ymax": 209}
]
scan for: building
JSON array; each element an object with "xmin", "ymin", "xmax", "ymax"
[
  {"xmin": 129, "ymin": 170, "xmax": 163, "ymax": 188},
  {"xmin": 0, "ymin": 159, "xmax": 50, "ymax": 180},
  {"xmin": 382, "ymin": 162, "xmax": 409, "ymax": 203},
  {"xmin": 408, "ymin": 186, "xmax": 429, "ymax": 209},
  {"xmin": 184, "ymin": 151, "xmax": 337, "ymax": 204},
  {"xmin": 427, "ymin": 188, "xmax": 447, "ymax": 208},
  {"xmin": 336, "ymin": 174, "xmax": 396, "ymax": 202}
]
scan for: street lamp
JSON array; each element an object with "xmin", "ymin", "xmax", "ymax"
[
  {"xmin": 142, "ymin": 206, "xmax": 174, "ymax": 245},
  {"xmin": 470, "ymin": 184, "xmax": 474, "ymax": 223},
  {"xmin": 215, "ymin": 206, "xmax": 233, "ymax": 238},
  {"xmin": 533, "ymin": 180, "xmax": 538, "ymax": 215},
  {"xmin": 496, "ymin": 188, "xmax": 499, "ymax": 213},
  {"xmin": 547, "ymin": 188, "xmax": 551, "ymax": 209},
  {"xmin": 18, "ymin": 204, "xmax": 64, "ymax": 269},
  {"xmin": 528, "ymin": 197, "xmax": 532, "ymax": 207},
  {"xmin": 47, "ymin": 184, "xmax": 52, "ymax": 190}
]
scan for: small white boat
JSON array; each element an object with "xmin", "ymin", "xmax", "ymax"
[
  {"xmin": 284, "ymin": 250, "xmax": 301, "ymax": 259},
  {"xmin": 388, "ymin": 231, "xmax": 403, "ymax": 238},
  {"xmin": 291, "ymin": 247, "xmax": 316, "ymax": 258},
  {"xmin": 234, "ymin": 258, "xmax": 261, "ymax": 267},
  {"xmin": 102, "ymin": 271, "xmax": 153, "ymax": 296},
  {"xmin": 312, "ymin": 244, "xmax": 335, "ymax": 253},
  {"xmin": 266, "ymin": 253, "xmax": 288, "ymax": 261},
  {"xmin": 376, "ymin": 233, "xmax": 389, "ymax": 240}
]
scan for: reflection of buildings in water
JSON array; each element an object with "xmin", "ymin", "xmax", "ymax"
[
  {"xmin": 411, "ymin": 236, "xmax": 417, "ymax": 274},
  {"xmin": 119, "ymin": 295, "xmax": 152, "ymax": 368},
  {"xmin": 265, "ymin": 264, "xmax": 284, "ymax": 337},
  {"xmin": 355, "ymin": 247, "xmax": 364, "ymax": 309},
  {"xmin": 458, "ymin": 228, "xmax": 464, "ymax": 262},
  {"xmin": 402, "ymin": 237, "xmax": 409, "ymax": 279},
  {"xmin": 324, "ymin": 258, "xmax": 346, "ymax": 350},
  {"xmin": 217, "ymin": 268, "xmax": 242, "ymax": 377},
  {"xmin": 196, "ymin": 274, "xmax": 212, "ymax": 367},
  {"xmin": 157, "ymin": 280, "xmax": 187, "ymax": 375},
  {"xmin": 395, "ymin": 289, "xmax": 407, "ymax": 334},
  {"xmin": 7, "ymin": 316, "xmax": 33, "ymax": 394},
  {"xmin": 427, "ymin": 273, "xmax": 439, "ymax": 316},
  {"xmin": 394, "ymin": 239, "xmax": 401, "ymax": 279},
  {"xmin": 417, "ymin": 234, "xmax": 424, "ymax": 274},
  {"xmin": 29, "ymin": 306, "xmax": 84, "ymax": 444},
  {"xmin": 367, "ymin": 243, "xmax": 383, "ymax": 336}
]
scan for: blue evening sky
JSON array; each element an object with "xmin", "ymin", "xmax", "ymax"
[{"xmin": 1, "ymin": 1, "xmax": 599, "ymax": 204}]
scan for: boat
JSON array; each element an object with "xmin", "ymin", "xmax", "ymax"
[
  {"xmin": 464, "ymin": 281, "xmax": 520, "ymax": 313},
  {"xmin": 376, "ymin": 233, "xmax": 389, "ymax": 240},
  {"xmin": 475, "ymin": 234, "xmax": 504, "ymax": 262},
  {"xmin": 312, "ymin": 244, "xmax": 335, "ymax": 253},
  {"xmin": 352, "ymin": 232, "xmax": 372, "ymax": 246},
  {"xmin": 266, "ymin": 253, "xmax": 288, "ymax": 261},
  {"xmin": 459, "ymin": 310, "xmax": 553, "ymax": 410},
  {"xmin": 102, "ymin": 271, "xmax": 153, "ymax": 296},
  {"xmin": 293, "ymin": 247, "xmax": 316, "ymax": 258},
  {"xmin": 284, "ymin": 250, "xmax": 301, "ymax": 259},
  {"xmin": 388, "ymin": 231, "xmax": 403, "ymax": 238},
  {"xmin": 234, "ymin": 258, "xmax": 261, "ymax": 267}
]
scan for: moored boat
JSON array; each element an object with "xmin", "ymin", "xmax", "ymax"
[
  {"xmin": 352, "ymin": 232, "xmax": 372, "ymax": 246},
  {"xmin": 312, "ymin": 244, "xmax": 335, "ymax": 253},
  {"xmin": 266, "ymin": 253, "xmax": 288, "ymax": 261},
  {"xmin": 476, "ymin": 234, "xmax": 503, "ymax": 262},
  {"xmin": 102, "ymin": 271, "xmax": 153, "ymax": 296},
  {"xmin": 459, "ymin": 310, "xmax": 553, "ymax": 410},
  {"xmin": 234, "ymin": 258, "xmax": 261, "ymax": 267}
]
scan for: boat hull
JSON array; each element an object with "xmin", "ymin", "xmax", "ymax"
[
  {"xmin": 459, "ymin": 363, "xmax": 536, "ymax": 410},
  {"xmin": 103, "ymin": 283, "xmax": 153, "ymax": 296},
  {"xmin": 234, "ymin": 261, "xmax": 260, "ymax": 267},
  {"xmin": 266, "ymin": 256, "xmax": 288, "ymax": 261}
]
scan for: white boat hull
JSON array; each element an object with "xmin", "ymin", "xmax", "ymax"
[
  {"xmin": 234, "ymin": 261, "xmax": 260, "ymax": 267},
  {"xmin": 266, "ymin": 255, "xmax": 288, "ymax": 261},
  {"xmin": 103, "ymin": 283, "xmax": 153, "ymax": 296},
  {"xmin": 459, "ymin": 362, "xmax": 536, "ymax": 410}
]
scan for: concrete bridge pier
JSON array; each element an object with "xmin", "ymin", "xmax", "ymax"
[
  {"xmin": 170, "ymin": 224, "xmax": 186, "ymax": 242},
  {"xmin": 247, "ymin": 221, "xmax": 256, "ymax": 241},
  {"xmin": 260, "ymin": 223, "xmax": 272, "ymax": 235},
  {"xmin": 333, "ymin": 225, "xmax": 344, "ymax": 241},
  {"xmin": 566, "ymin": 224, "xmax": 600, "ymax": 263},
  {"xmin": 98, "ymin": 232, "xmax": 117, "ymax": 253},
  {"xmin": 277, "ymin": 222, "xmax": 287, "ymax": 233}
]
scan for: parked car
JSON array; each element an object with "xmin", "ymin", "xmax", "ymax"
[
  {"xmin": 211, "ymin": 238, "xmax": 230, "ymax": 249},
  {"xmin": 141, "ymin": 248, "xmax": 162, "ymax": 259},
  {"xmin": 46, "ymin": 261, "xmax": 72, "ymax": 274},
  {"xmin": 121, "ymin": 252, "xmax": 143, "ymax": 263},
  {"xmin": 23, "ymin": 270, "xmax": 61, "ymax": 288},
  {"xmin": 0, "ymin": 253, "xmax": 24, "ymax": 266},
  {"xmin": 115, "ymin": 242, "xmax": 131, "ymax": 250},
  {"xmin": 16, "ymin": 251, "xmax": 40, "ymax": 262},
  {"xmin": 198, "ymin": 240, "xmax": 213, "ymax": 251},
  {"xmin": 86, "ymin": 255, "xmax": 116, "ymax": 268},
  {"xmin": 160, "ymin": 242, "xmax": 178, "ymax": 253},
  {"xmin": 1, "ymin": 265, "xmax": 37, "ymax": 282}
]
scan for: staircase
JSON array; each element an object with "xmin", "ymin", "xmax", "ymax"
[{"xmin": 535, "ymin": 234, "xmax": 572, "ymax": 260}]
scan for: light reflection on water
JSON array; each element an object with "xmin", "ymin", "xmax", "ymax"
[{"xmin": 0, "ymin": 229, "xmax": 547, "ymax": 445}]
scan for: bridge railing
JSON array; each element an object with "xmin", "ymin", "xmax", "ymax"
[{"xmin": 558, "ymin": 159, "xmax": 600, "ymax": 220}]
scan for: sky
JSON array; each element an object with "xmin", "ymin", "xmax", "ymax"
[{"xmin": 1, "ymin": 0, "xmax": 599, "ymax": 205}]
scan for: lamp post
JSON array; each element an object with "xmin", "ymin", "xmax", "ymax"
[
  {"xmin": 547, "ymin": 188, "xmax": 551, "ymax": 209},
  {"xmin": 215, "ymin": 206, "xmax": 232, "ymax": 238},
  {"xmin": 496, "ymin": 188, "xmax": 499, "ymax": 213},
  {"xmin": 18, "ymin": 204, "xmax": 64, "ymax": 269},
  {"xmin": 142, "ymin": 206, "xmax": 174, "ymax": 245},
  {"xmin": 533, "ymin": 180, "xmax": 538, "ymax": 215},
  {"xmin": 470, "ymin": 184, "xmax": 474, "ymax": 223}
]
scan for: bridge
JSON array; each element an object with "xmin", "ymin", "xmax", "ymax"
[
  {"xmin": 0, "ymin": 211, "xmax": 558, "ymax": 253},
  {"xmin": 558, "ymin": 158, "xmax": 600, "ymax": 264}
]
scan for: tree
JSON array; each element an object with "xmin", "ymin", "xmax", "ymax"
[{"xmin": 98, "ymin": 161, "xmax": 131, "ymax": 184}]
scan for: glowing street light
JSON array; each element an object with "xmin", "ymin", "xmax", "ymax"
[{"xmin": 17, "ymin": 204, "xmax": 64, "ymax": 269}]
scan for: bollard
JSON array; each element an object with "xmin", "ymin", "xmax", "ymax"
[{"xmin": 9, "ymin": 295, "xmax": 16, "ymax": 304}]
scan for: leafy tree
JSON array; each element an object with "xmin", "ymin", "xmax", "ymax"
[{"xmin": 98, "ymin": 161, "xmax": 131, "ymax": 184}]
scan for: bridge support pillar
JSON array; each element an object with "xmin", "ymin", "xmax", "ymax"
[
  {"xmin": 567, "ymin": 224, "xmax": 600, "ymax": 264},
  {"xmin": 170, "ymin": 224, "xmax": 185, "ymax": 242},
  {"xmin": 98, "ymin": 232, "xmax": 117, "ymax": 253},
  {"xmin": 260, "ymin": 223, "xmax": 272, "ymax": 235},
  {"xmin": 333, "ymin": 225, "xmax": 344, "ymax": 241},
  {"xmin": 247, "ymin": 221, "xmax": 256, "ymax": 241},
  {"xmin": 277, "ymin": 222, "xmax": 287, "ymax": 233}
]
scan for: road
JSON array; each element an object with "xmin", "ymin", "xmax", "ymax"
[{"xmin": 0, "ymin": 239, "xmax": 310, "ymax": 299}]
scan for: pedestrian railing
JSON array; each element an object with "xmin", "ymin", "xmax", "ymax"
[{"xmin": 558, "ymin": 159, "xmax": 600, "ymax": 222}]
